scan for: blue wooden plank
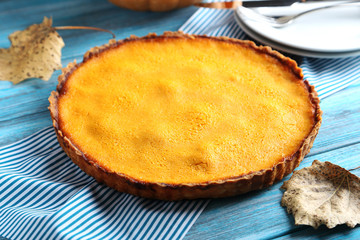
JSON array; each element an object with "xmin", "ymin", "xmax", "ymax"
[{"xmin": 308, "ymin": 82, "xmax": 360, "ymax": 156}]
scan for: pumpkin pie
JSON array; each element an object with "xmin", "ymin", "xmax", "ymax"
[{"xmin": 49, "ymin": 32, "xmax": 322, "ymax": 200}]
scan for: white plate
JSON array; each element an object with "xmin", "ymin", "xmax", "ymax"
[
  {"xmin": 235, "ymin": 4, "xmax": 360, "ymax": 53},
  {"xmin": 234, "ymin": 10, "xmax": 360, "ymax": 58}
]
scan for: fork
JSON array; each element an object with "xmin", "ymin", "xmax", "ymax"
[{"xmin": 236, "ymin": 0, "xmax": 360, "ymax": 28}]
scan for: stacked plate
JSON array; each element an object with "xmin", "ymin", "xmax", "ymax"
[{"xmin": 234, "ymin": 2, "xmax": 360, "ymax": 58}]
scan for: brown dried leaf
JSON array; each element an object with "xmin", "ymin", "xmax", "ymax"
[
  {"xmin": 281, "ymin": 160, "xmax": 360, "ymax": 229},
  {"xmin": 0, "ymin": 17, "xmax": 64, "ymax": 84}
]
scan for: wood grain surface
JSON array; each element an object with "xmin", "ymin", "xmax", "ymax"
[{"xmin": 1, "ymin": 0, "xmax": 360, "ymax": 239}]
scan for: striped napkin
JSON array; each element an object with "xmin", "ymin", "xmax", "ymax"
[
  {"xmin": 180, "ymin": 7, "xmax": 360, "ymax": 99},
  {"xmin": 0, "ymin": 127, "xmax": 208, "ymax": 239}
]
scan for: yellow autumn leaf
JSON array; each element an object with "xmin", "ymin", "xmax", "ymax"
[
  {"xmin": 0, "ymin": 17, "xmax": 64, "ymax": 84},
  {"xmin": 281, "ymin": 160, "xmax": 360, "ymax": 229}
]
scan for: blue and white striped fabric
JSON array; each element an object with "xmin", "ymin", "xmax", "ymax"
[
  {"xmin": 180, "ymin": 8, "xmax": 360, "ymax": 99},
  {"xmin": 0, "ymin": 127, "xmax": 209, "ymax": 240}
]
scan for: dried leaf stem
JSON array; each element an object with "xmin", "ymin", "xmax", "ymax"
[
  {"xmin": 349, "ymin": 166, "xmax": 360, "ymax": 172},
  {"xmin": 54, "ymin": 26, "xmax": 116, "ymax": 39}
]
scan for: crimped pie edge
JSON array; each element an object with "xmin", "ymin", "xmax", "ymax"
[{"xmin": 49, "ymin": 31, "xmax": 322, "ymax": 200}]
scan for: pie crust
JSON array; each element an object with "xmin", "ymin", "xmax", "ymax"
[{"xmin": 49, "ymin": 32, "xmax": 322, "ymax": 200}]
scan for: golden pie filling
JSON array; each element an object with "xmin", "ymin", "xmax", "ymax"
[{"xmin": 56, "ymin": 35, "xmax": 316, "ymax": 186}]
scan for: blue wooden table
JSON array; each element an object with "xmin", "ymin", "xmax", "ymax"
[{"xmin": 1, "ymin": 0, "xmax": 360, "ymax": 239}]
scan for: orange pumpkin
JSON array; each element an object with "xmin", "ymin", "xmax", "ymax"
[{"xmin": 108, "ymin": 0, "xmax": 201, "ymax": 11}]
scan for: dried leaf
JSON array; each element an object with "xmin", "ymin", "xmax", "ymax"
[
  {"xmin": 0, "ymin": 17, "xmax": 64, "ymax": 84},
  {"xmin": 281, "ymin": 160, "xmax": 360, "ymax": 229}
]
